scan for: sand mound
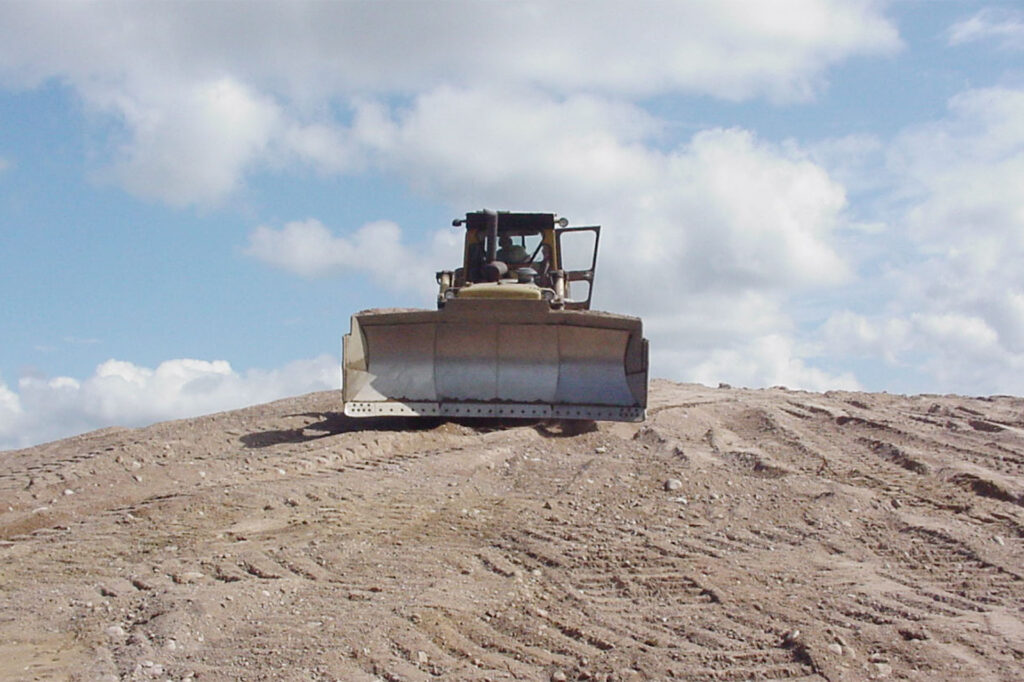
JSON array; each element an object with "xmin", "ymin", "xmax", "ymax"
[{"xmin": 2, "ymin": 380, "xmax": 1023, "ymax": 681}]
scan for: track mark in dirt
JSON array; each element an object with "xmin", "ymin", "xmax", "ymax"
[
  {"xmin": 949, "ymin": 472, "xmax": 1023, "ymax": 506},
  {"xmin": 487, "ymin": 514, "xmax": 821, "ymax": 680},
  {"xmin": 872, "ymin": 525, "xmax": 1023, "ymax": 612},
  {"xmin": 865, "ymin": 439, "xmax": 931, "ymax": 474},
  {"xmin": 4, "ymin": 384, "xmax": 1024, "ymax": 681}
]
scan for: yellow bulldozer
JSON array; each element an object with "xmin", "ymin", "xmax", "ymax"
[{"xmin": 342, "ymin": 210, "xmax": 648, "ymax": 421}]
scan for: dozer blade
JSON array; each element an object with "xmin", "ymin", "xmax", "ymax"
[{"xmin": 343, "ymin": 299, "xmax": 648, "ymax": 421}]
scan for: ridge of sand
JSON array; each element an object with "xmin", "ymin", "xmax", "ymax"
[{"xmin": 2, "ymin": 380, "xmax": 1022, "ymax": 681}]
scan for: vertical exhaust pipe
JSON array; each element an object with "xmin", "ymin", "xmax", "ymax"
[{"xmin": 484, "ymin": 209, "xmax": 498, "ymax": 262}]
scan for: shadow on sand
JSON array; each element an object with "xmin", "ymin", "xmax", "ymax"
[
  {"xmin": 240, "ymin": 412, "xmax": 598, "ymax": 448},
  {"xmin": 239, "ymin": 413, "xmax": 440, "ymax": 448}
]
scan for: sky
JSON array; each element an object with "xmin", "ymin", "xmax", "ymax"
[{"xmin": 1, "ymin": 0, "xmax": 1023, "ymax": 450}]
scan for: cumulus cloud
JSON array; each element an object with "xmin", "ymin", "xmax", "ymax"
[
  {"xmin": 358, "ymin": 87, "xmax": 662, "ymax": 206},
  {"xmin": 689, "ymin": 334, "xmax": 860, "ymax": 391},
  {"xmin": 240, "ymin": 84, "xmax": 856, "ymax": 389},
  {"xmin": 351, "ymin": 87, "xmax": 851, "ymax": 302},
  {"xmin": 0, "ymin": 356, "xmax": 339, "ymax": 451},
  {"xmin": 642, "ymin": 291, "xmax": 863, "ymax": 392},
  {"xmin": 0, "ymin": 1, "xmax": 897, "ymax": 206},
  {"xmin": 0, "ymin": 378, "xmax": 23, "ymax": 436},
  {"xmin": 889, "ymin": 88, "xmax": 1024, "ymax": 308},
  {"xmin": 84, "ymin": 73, "xmax": 374, "ymax": 206},
  {"xmin": 0, "ymin": 0, "xmax": 908, "ymax": 397},
  {"xmin": 97, "ymin": 77, "xmax": 283, "ymax": 206},
  {"xmin": 821, "ymin": 309, "xmax": 1024, "ymax": 394},
  {"xmin": 821, "ymin": 311, "xmax": 912, "ymax": 364},
  {"xmin": 814, "ymin": 85, "xmax": 1024, "ymax": 394},
  {"xmin": 948, "ymin": 8, "xmax": 1024, "ymax": 50},
  {"xmin": 245, "ymin": 218, "xmax": 460, "ymax": 297},
  {"xmin": 0, "ymin": 1, "xmax": 898, "ymax": 98}
]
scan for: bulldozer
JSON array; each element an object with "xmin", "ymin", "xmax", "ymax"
[{"xmin": 342, "ymin": 210, "xmax": 648, "ymax": 421}]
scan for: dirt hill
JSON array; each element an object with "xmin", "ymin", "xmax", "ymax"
[{"xmin": 1, "ymin": 380, "xmax": 1022, "ymax": 681}]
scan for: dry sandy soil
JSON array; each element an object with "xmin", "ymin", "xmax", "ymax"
[{"xmin": 1, "ymin": 380, "xmax": 1023, "ymax": 681}]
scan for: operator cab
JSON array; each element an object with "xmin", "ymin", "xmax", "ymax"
[
  {"xmin": 438, "ymin": 210, "xmax": 599, "ymax": 311},
  {"xmin": 456, "ymin": 211, "xmax": 558, "ymax": 285}
]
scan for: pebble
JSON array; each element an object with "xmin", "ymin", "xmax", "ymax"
[
  {"xmin": 130, "ymin": 577, "xmax": 154, "ymax": 591},
  {"xmin": 63, "ymin": 489, "xmax": 74, "ymax": 496},
  {"xmin": 827, "ymin": 643, "xmax": 843, "ymax": 656},
  {"xmin": 106, "ymin": 625, "xmax": 125, "ymax": 637},
  {"xmin": 664, "ymin": 479, "xmax": 683, "ymax": 491},
  {"xmin": 173, "ymin": 571, "xmax": 205, "ymax": 584},
  {"xmin": 551, "ymin": 671, "xmax": 567, "ymax": 682}
]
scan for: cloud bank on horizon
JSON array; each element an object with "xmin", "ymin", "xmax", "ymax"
[{"xmin": 1, "ymin": 1, "xmax": 1023, "ymax": 450}]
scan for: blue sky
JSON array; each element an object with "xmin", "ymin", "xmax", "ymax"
[{"xmin": 2, "ymin": 1, "xmax": 1024, "ymax": 449}]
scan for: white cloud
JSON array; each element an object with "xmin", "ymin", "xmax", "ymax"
[
  {"xmin": 281, "ymin": 120, "xmax": 363, "ymax": 175},
  {"xmin": 95, "ymin": 77, "xmax": 283, "ymax": 206},
  {"xmin": 245, "ymin": 218, "xmax": 460, "ymax": 299},
  {"xmin": 0, "ymin": 378, "xmax": 23, "ymax": 438},
  {"xmin": 689, "ymin": 333, "xmax": 860, "ymax": 391},
  {"xmin": 63, "ymin": 336, "xmax": 101, "ymax": 346},
  {"xmin": 913, "ymin": 313, "xmax": 1000, "ymax": 358},
  {"xmin": 821, "ymin": 309, "xmax": 1024, "ymax": 394},
  {"xmin": 806, "ymin": 133, "xmax": 887, "ymax": 197},
  {"xmin": 354, "ymin": 87, "xmax": 851, "ymax": 302},
  {"xmin": 643, "ymin": 293, "xmax": 829, "ymax": 389},
  {"xmin": 243, "ymin": 85, "xmax": 856, "ymax": 389},
  {"xmin": 85, "ymin": 73, "xmax": 375, "ymax": 206},
  {"xmin": 0, "ymin": 1, "xmax": 898, "ymax": 98},
  {"xmin": 0, "ymin": 356, "xmax": 339, "ymax": 451},
  {"xmin": 948, "ymin": 8, "xmax": 1024, "ymax": 50},
  {"xmin": 362, "ymin": 87, "xmax": 662, "ymax": 203},
  {"xmin": 806, "ymin": 85, "xmax": 1024, "ymax": 393},
  {"xmin": 0, "ymin": 1, "xmax": 898, "ymax": 206},
  {"xmin": 821, "ymin": 311, "xmax": 912, "ymax": 364},
  {"xmin": 0, "ymin": 1, "xmax": 908, "ymax": 398},
  {"xmin": 888, "ymin": 87, "xmax": 1024, "ymax": 309}
]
